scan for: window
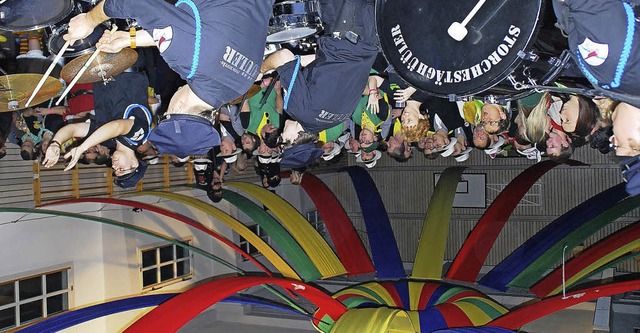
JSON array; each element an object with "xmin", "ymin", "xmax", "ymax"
[
  {"xmin": 0, "ymin": 269, "xmax": 70, "ymax": 331},
  {"xmin": 239, "ymin": 225, "xmax": 270, "ymax": 260},
  {"xmin": 141, "ymin": 242, "xmax": 192, "ymax": 289},
  {"xmin": 305, "ymin": 210, "xmax": 326, "ymax": 237}
]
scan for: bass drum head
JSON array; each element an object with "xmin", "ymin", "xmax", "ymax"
[
  {"xmin": 376, "ymin": 0, "xmax": 542, "ymax": 98},
  {"xmin": 0, "ymin": 0, "xmax": 74, "ymax": 31},
  {"xmin": 48, "ymin": 24, "xmax": 106, "ymax": 58}
]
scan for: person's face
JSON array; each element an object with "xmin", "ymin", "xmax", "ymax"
[
  {"xmin": 359, "ymin": 128, "xmax": 375, "ymax": 148},
  {"xmin": 401, "ymin": 108, "xmax": 419, "ymax": 128},
  {"xmin": 546, "ymin": 129, "xmax": 570, "ymax": 156},
  {"xmin": 322, "ymin": 142, "xmax": 335, "ymax": 154},
  {"xmin": 359, "ymin": 151, "xmax": 375, "ymax": 161},
  {"xmin": 402, "ymin": 140, "xmax": 411, "ymax": 158},
  {"xmin": 417, "ymin": 136, "xmax": 429, "ymax": 150},
  {"xmin": 473, "ymin": 126, "xmax": 489, "ymax": 148},
  {"xmin": 387, "ymin": 135, "xmax": 402, "ymax": 152},
  {"xmin": 211, "ymin": 173, "xmax": 222, "ymax": 191},
  {"xmin": 611, "ymin": 103, "xmax": 640, "ymax": 156},
  {"xmin": 560, "ymin": 95, "xmax": 580, "ymax": 133},
  {"xmin": 241, "ymin": 134, "xmax": 256, "ymax": 152},
  {"xmin": 480, "ymin": 104, "xmax": 506, "ymax": 133},
  {"xmin": 432, "ymin": 131, "xmax": 450, "ymax": 150},
  {"xmin": 348, "ymin": 137, "xmax": 360, "ymax": 153},
  {"xmin": 257, "ymin": 141, "xmax": 273, "ymax": 156},
  {"xmin": 220, "ymin": 137, "xmax": 237, "ymax": 155},
  {"xmin": 111, "ymin": 150, "xmax": 138, "ymax": 177},
  {"xmin": 21, "ymin": 139, "xmax": 34, "ymax": 154},
  {"xmin": 260, "ymin": 124, "xmax": 276, "ymax": 139}
]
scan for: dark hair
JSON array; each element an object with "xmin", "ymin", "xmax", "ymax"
[
  {"xmin": 171, "ymin": 161, "xmax": 186, "ymax": 168},
  {"xmin": 572, "ymin": 95, "xmax": 599, "ymax": 138},
  {"xmin": 548, "ymin": 144, "xmax": 574, "ymax": 163},
  {"xmin": 242, "ymin": 132, "xmax": 261, "ymax": 154},
  {"xmin": 95, "ymin": 154, "xmax": 110, "ymax": 165},
  {"xmin": 77, "ymin": 157, "xmax": 91, "ymax": 165},
  {"xmin": 20, "ymin": 149, "xmax": 36, "ymax": 160},
  {"xmin": 263, "ymin": 130, "xmax": 281, "ymax": 148},
  {"xmin": 590, "ymin": 125, "xmax": 614, "ymax": 154},
  {"xmin": 0, "ymin": 151, "xmax": 5, "ymax": 159},
  {"xmin": 206, "ymin": 187, "xmax": 223, "ymax": 203},
  {"xmin": 387, "ymin": 144, "xmax": 410, "ymax": 163},
  {"xmin": 267, "ymin": 175, "xmax": 281, "ymax": 188}
]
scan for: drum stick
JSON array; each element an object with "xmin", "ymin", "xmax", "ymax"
[
  {"xmin": 26, "ymin": 40, "xmax": 71, "ymax": 107},
  {"xmin": 56, "ymin": 50, "xmax": 101, "ymax": 105},
  {"xmin": 56, "ymin": 26, "xmax": 117, "ymax": 105}
]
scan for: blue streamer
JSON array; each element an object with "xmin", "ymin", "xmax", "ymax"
[
  {"xmin": 479, "ymin": 183, "xmax": 627, "ymax": 291},
  {"xmin": 345, "ymin": 166, "xmax": 405, "ymax": 279},
  {"xmin": 15, "ymin": 294, "xmax": 177, "ymax": 333}
]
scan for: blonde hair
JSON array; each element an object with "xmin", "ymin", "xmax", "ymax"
[
  {"xmin": 402, "ymin": 118, "xmax": 431, "ymax": 143},
  {"xmin": 518, "ymin": 92, "xmax": 550, "ymax": 145}
]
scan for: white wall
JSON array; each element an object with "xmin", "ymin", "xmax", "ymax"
[{"xmin": 0, "ymin": 189, "xmax": 272, "ymax": 332}]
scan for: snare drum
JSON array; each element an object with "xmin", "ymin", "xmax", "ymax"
[
  {"xmin": 0, "ymin": 0, "xmax": 74, "ymax": 31},
  {"xmin": 47, "ymin": 1, "xmax": 106, "ymax": 57},
  {"xmin": 376, "ymin": 0, "xmax": 568, "ymax": 101},
  {"xmin": 267, "ymin": 0, "xmax": 322, "ymax": 43}
]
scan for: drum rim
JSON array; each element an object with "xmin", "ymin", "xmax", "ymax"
[
  {"xmin": 0, "ymin": 0, "xmax": 75, "ymax": 31},
  {"xmin": 375, "ymin": 0, "xmax": 546, "ymax": 99},
  {"xmin": 47, "ymin": 23, "xmax": 105, "ymax": 58},
  {"xmin": 266, "ymin": 27, "xmax": 319, "ymax": 43}
]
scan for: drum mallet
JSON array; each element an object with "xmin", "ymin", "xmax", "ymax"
[
  {"xmin": 448, "ymin": 0, "xmax": 486, "ymax": 42},
  {"xmin": 26, "ymin": 40, "xmax": 71, "ymax": 107}
]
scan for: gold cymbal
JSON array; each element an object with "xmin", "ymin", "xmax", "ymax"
[
  {"xmin": 60, "ymin": 49, "xmax": 139, "ymax": 84},
  {"xmin": 0, "ymin": 74, "xmax": 62, "ymax": 113},
  {"xmin": 228, "ymin": 83, "xmax": 262, "ymax": 105}
]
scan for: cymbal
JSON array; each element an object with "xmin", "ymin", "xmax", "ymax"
[
  {"xmin": 60, "ymin": 49, "xmax": 139, "ymax": 84},
  {"xmin": 228, "ymin": 83, "xmax": 262, "ymax": 105},
  {"xmin": 0, "ymin": 74, "xmax": 62, "ymax": 112}
]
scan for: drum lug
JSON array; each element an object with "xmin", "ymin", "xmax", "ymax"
[
  {"xmin": 507, "ymin": 74, "xmax": 527, "ymax": 91},
  {"xmin": 517, "ymin": 50, "xmax": 539, "ymax": 62}
]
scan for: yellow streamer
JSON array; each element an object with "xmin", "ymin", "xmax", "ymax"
[
  {"xmin": 453, "ymin": 301, "xmax": 493, "ymax": 326},
  {"xmin": 228, "ymin": 182, "xmax": 346, "ymax": 278},
  {"xmin": 547, "ymin": 240, "xmax": 640, "ymax": 296},
  {"xmin": 131, "ymin": 191, "xmax": 300, "ymax": 280},
  {"xmin": 331, "ymin": 308, "xmax": 417, "ymax": 333},
  {"xmin": 412, "ymin": 167, "xmax": 465, "ymax": 280}
]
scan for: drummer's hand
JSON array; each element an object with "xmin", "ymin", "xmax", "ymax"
[
  {"xmin": 96, "ymin": 30, "xmax": 129, "ymax": 53},
  {"xmin": 367, "ymin": 92, "xmax": 379, "ymax": 114},
  {"xmin": 394, "ymin": 87, "xmax": 416, "ymax": 103},
  {"xmin": 63, "ymin": 147, "xmax": 86, "ymax": 171},
  {"xmin": 63, "ymin": 13, "xmax": 97, "ymax": 43},
  {"xmin": 34, "ymin": 107, "xmax": 49, "ymax": 116},
  {"xmin": 42, "ymin": 144, "xmax": 61, "ymax": 168}
]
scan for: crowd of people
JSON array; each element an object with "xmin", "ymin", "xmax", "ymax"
[{"xmin": 1, "ymin": 0, "xmax": 640, "ymax": 201}]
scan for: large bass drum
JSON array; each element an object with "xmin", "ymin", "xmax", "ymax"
[
  {"xmin": 376, "ymin": 0, "xmax": 569, "ymax": 101},
  {"xmin": 0, "ymin": 0, "xmax": 74, "ymax": 31}
]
